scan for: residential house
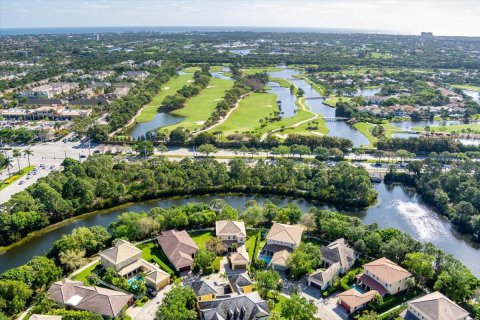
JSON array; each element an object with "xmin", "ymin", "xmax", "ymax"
[
  {"xmin": 47, "ymin": 279, "xmax": 132, "ymax": 318},
  {"xmin": 190, "ymin": 280, "xmax": 219, "ymax": 302},
  {"xmin": 119, "ymin": 71, "xmax": 150, "ymax": 81},
  {"xmin": 308, "ymin": 262, "xmax": 341, "ymax": 290},
  {"xmin": 199, "ymin": 291, "xmax": 270, "ymax": 320},
  {"xmin": 403, "ymin": 291, "xmax": 470, "ymax": 320},
  {"xmin": 157, "ymin": 230, "xmax": 198, "ymax": 271},
  {"xmin": 338, "ymin": 289, "xmax": 378, "ymax": 314},
  {"xmin": 228, "ymin": 272, "xmax": 253, "ymax": 294},
  {"xmin": 229, "ymin": 244, "xmax": 250, "ymax": 270},
  {"xmin": 321, "ymin": 238, "xmax": 358, "ymax": 273},
  {"xmin": 261, "ymin": 223, "xmax": 304, "ymax": 270},
  {"xmin": 215, "ymin": 220, "xmax": 247, "ymax": 251},
  {"xmin": 356, "ymin": 257, "xmax": 412, "ymax": 296},
  {"xmin": 99, "ymin": 240, "xmax": 170, "ymax": 290}
]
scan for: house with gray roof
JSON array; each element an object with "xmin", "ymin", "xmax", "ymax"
[
  {"xmin": 403, "ymin": 291, "xmax": 471, "ymax": 320},
  {"xmin": 228, "ymin": 273, "xmax": 253, "ymax": 294},
  {"xmin": 199, "ymin": 291, "xmax": 270, "ymax": 320},
  {"xmin": 321, "ymin": 238, "xmax": 358, "ymax": 273},
  {"xmin": 47, "ymin": 279, "xmax": 132, "ymax": 317}
]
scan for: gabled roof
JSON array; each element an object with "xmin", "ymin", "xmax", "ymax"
[
  {"xmin": 215, "ymin": 220, "xmax": 247, "ymax": 237},
  {"xmin": 271, "ymin": 249, "xmax": 290, "ymax": 267},
  {"xmin": 199, "ymin": 291, "xmax": 270, "ymax": 320},
  {"xmin": 230, "ymin": 245, "xmax": 250, "ymax": 265},
  {"xmin": 266, "ymin": 223, "xmax": 303, "ymax": 245},
  {"xmin": 338, "ymin": 289, "xmax": 378, "ymax": 309},
  {"xmin": 363, "ymin": 257, "xmax": 411, "ymax": 285},
  {"xmin": 47, "ymin": 279, "xmax": 132, "ymax": 317},
  {"xmin": 228, "ymin": 273, "xmax": 253, "ymax": 293},
  {"xmin": 190, "ymin": 280, "xmax": 218, "ymax": 296},
  {"xmin": 99, "ymin": 239, "xmax": 141, "ymax": 265},
  {"xmin": 309, "ymin": 262, "xmax": 341, "ymax": 285},
  {"xmin": 157, "ymin": 230, "xmax": 199, "ymax": 270},
  {"xmin": 407, "ymin": 291, "xmax": 470, "ymax": 320},
  {"xmin": 321, "ymin": 238, "xmax": 357, "ymax": 269}
]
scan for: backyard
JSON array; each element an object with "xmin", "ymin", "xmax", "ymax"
[{"xmin": 138, "ymin": 241, "xmax": 176, "ymax": 276}]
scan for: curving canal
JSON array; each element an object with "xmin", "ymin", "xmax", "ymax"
[{"xmin": 1, "ymin": 183, "xmax": 479, "ymax": 277}]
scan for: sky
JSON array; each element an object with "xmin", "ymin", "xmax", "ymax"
[{"xmin": 1, "ymin": 0, "xmax": 480, "ymax": 36}]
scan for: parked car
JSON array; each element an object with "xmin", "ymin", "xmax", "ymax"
[{"xmin": 19, "ymin": 181, "xmax": 25, "ymax": 185}]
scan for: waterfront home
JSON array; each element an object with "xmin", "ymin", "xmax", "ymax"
[
  {"xmin": 228, "ymin": 272, "xmax": 253, "ymax": 294},
  {"xmin": 199, "ymin": 291, "xmax": 270, "ymax": 320},
  {"xmin": 99, "ymin": 240, "xmax": 170, "ymax": 290},
  {"xmin": 260, "ymin": 223, "xmax": 304, "ymax": 270},
  {"xmin": 215, "ymin": 220, "xmax": 247, "ymax": 251},
  {"xmin": 403, "ymin": 291, "xmax": 471, "ymax": 320},
  {"xmin": 47, "ymin": 279, "xmax": 132, "ymax": 317},
  {"xmin": 157, "ymin": 230, "xmax": 199, "ymax": 272},
  {"xmin": 338, "ymin": 289, "xmax": 378, "ymax": 314},
  {"xmin": 321, "ymin": 238, "xmax": 358, "ymax": 273},
  {"xmin": 356, "ymin": 257, "xmax": 412, "ymax": 296}
]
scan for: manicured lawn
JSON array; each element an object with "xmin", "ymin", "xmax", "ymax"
[
  {"xmin": 451, "ymin": 84, "xmax": 480, "ymax": 92},
  {"xmin": 182, "ymin": 65, "xmax": 225, "ymax": 73},
  {"xmin": 188, "ymin": 230, "xmax": 215, "ymax": 249},
  {"xmin": 211, "ymin": 92, "xmax": 278, "ymax": 136},
  {"xmin": 136, "ymin": 74, "xmax": 194, "ymax": 123},
  {"xmin": 270, "ymin": 77, "xmax": 292, "ymax": 88},
  {"xmin": 323, "ymin": 96, "xmax": 351, "ymax": 107},
  {"xmin": 71, "ymin": 261, "xmax": 100, "ymax": 284},
  {"xmin": 353, "ymin": 122, "xmax": 402, "ymax": 147},
  {"xmin": 138, "ymin": 241, "xmax": 176, "ymax": 276},
  {"xmin": 412, "ymin": 123, "xmax": 480, "ymax": 133},
  {"xmin": 257, "ymin": 97, "xmax": 325, "ymax": 137},
  {"xmin": 370, "ymin": 52, "xmax": 393, "ymax": 59},
  {"xmin": 245, "ymin": 230, "xmax": 266, "ymax": 261},
  {"xmin": 161, "ymin": 77, "xmax": 234, "ymax": 132},
  {"xmin": 294, "ymin": 75, "xmax": 327, "ymax": 96},
  {"xmin": 0, "ymin": 165, "xmax": 35, "ymax": 191},
  {"xmin": 241, "ymin": 67, "xmax": 283, "ymax": 75}
]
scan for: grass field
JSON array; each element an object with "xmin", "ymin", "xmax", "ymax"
[
  {"xmin": 270, "ymin": 77, "xmax": 292, "ymax": 88},
  {"xmin": 257, "ymin": 97, "xmax": 326, "ymax": 138},
  {"xmin": 293, "ymin": 75, "xmax": 327, "ymax": 96},
  {"xmin": 241, "ymin": 67, "xmax": 283, "ymax": 75},
  {"xmin": 161, "ymin": 77, "xmax": 234, "ymax": 132},
  {"xmin": 354, "ymin": 122, "xmax": 402, "ymax": 147},
  {"xmin": 451, "ymin": 84, "xmax": 480, "ymax": 92},
  {"xmin": 139, "ymin": 241, "xmax": 176, "ymax": 276},
  {"xmin": 370, "ymin": 52, "xmax": 393, "ymax": 59},
  {"xmin": 0, "ymin": 165, "xmax": 35, "ymax": 191},
  {"xmin": 413, "ymin": 123, "xmax": 480, "ymax": 133},
  {"xmin": 182, "ymin": 65, "xmax": 225, "ymax": 73},
  {"xmin": 189, "ymin": 230, "xmax": 215, "ymax": 249},
  {"xmin": 211, "ymin": 92, "xmax": 278, "ymax": 136},
  {"xmin": 323, "ymin": 96, "xmax": 351, "ymax": 107},
  {"xmin": 136, "ymin": 74, "xmax": 194, "ymax": 123},
  {"xmin": 71, "ymin": 262, "xmax": 100, "ymax": 284}
]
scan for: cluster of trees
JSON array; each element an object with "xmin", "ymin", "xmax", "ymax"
[
  {"xmin": 0, "ymin": 127, "xmax": 49, "ymax": 144},
  {"xmin": 376, "ymin": 136, "xmax": 480, "ymax": 153},
  {"xmin": 161, "ymin": 67, "xmax": 212, "ymax": 112},
  {"xmin": 313, "ymin": 208, "xmax": 479, "ymax": 304},
  {"xmin": 107, "ymin": 60, "xmax": 180, "ymax": 130},
  {"xmin": 0, "ymin": 156, "xmax": 377, "ymax": 247},
  {"xmin": 390, "ymin": 155, "xmax": 480, "ymax": 240},
  {"xmin": 155, "ymin": 285, "xmax": 197, "ymax": 320}
]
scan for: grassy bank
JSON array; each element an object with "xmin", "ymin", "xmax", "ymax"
[
  {"xmin": 451, "ymin": 84, "xmax": 480, "ymax": 92},
  {"xmin": 136, "ymin": 74, "xmax": 194, "ymax": 123},
  {"xmin": 323, "ymin": 96, "xmax": 351, "ymax": 107},
  {"xmin": 270, "ymin": 77, "xmax": 292, "ymax": 88},
  {"xmin": 413, "ymin": 123, "xmax": 480, "ymax": 133},
  {"xmin": 0, "ymin": 165, "xmax": 35, "ymax": 191},
  {"xmin": 161, "ymin": 77, "xmax": 234, "ymax": 132},
  {"xmin": 241, "ymin": 67, "xmax": 283, "ymax": 75},
  {"xmin": 353, "ymin": 122, "xmax": 402, "ymax": 147},
  {"xmin": 212, "ymin": 92, "xmax": 278, "ymax": 136},
  {"xmin": 294, "ymin": 75, "xmax": 327, "ymax": 96}
]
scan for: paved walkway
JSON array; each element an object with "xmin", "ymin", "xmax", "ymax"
[{"xmin": 132, "ymin": 284, "xmax": 174, "ymax": 320}]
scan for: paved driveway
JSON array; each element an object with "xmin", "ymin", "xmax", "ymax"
[
  {"xmin": 132, "ymin": 284, "xmax": 174, "ymax": 320},
  {"xmin": 300, "ymin": 285, "xmax": 349, "ymax": 320}
]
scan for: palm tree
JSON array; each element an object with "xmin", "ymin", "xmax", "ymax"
[
  {"xmin": 12, "ymin": 149, "xmax": 22, "ymax": 171},
  {"xmin": 23, "ymin": 149, "xmax": 33, "ymax": 167},
  {"xmin": 2, "ymin": 157, "xmax": 14, "ymax": 177}
]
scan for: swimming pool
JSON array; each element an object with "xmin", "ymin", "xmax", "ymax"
[
  {"xmin": 259, "ymin": 254, "xmax": 272, "ymax": 264},
  {"xmin": 350, "ymin": 285, "xmax": 366, "ymax": 294},
  {"xmin": 127, "ymin": 275, "xmax": 143, "ymax": 285}
]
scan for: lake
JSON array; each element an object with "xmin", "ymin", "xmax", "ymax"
[
  {"xmin": 463, "ymin": 89, "xmax": 480, "ymax": 103},
  {"xmin": 1, "ymin": 183, "xmax": 479, "ymax": 277},
  {"xmin": 125, "ymin": 112, "xmax": 184, "ymax": 139}
]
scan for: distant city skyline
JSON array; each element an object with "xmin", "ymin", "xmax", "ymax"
[{"xmin": 1, "ymin": 0, "xmax": 479, "ymax": 37}]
